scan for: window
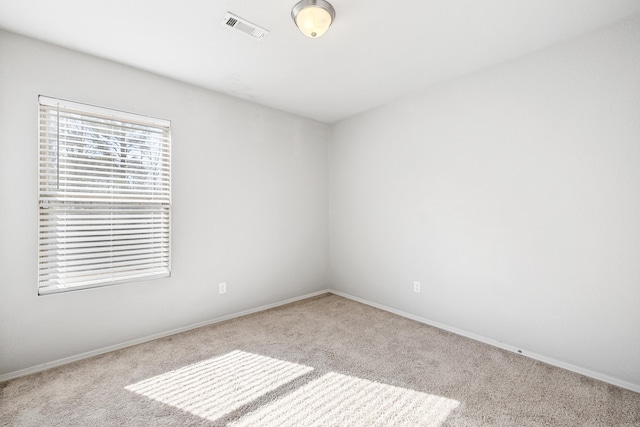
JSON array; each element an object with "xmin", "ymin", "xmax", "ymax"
[{"xmin": 38, "ymin": 96, "xmax": 171, "ymax": 295}]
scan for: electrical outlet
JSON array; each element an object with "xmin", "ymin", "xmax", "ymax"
[
  {"xmin": 413, "ymin": 281, "xmax": 421, "ymax": 293},
  {"xmin": 219, "ymin": 282, "xmax": 227, "ymax": 294}
]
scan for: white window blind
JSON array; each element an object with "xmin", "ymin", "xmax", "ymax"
[{"xmin": 38, "ymin": 96, "xmax": 171, "ymax": 295}]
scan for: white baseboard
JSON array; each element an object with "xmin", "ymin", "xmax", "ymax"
[
  {"xmin": 328, "ymin": 289, "xmax": 640, "ymax": 394},
  {"xmin": 0, "ymin": 289, "xmax": 330, "ymax": 383}
]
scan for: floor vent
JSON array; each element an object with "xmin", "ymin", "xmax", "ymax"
[{"xmin": 222, "ymin": 12, "xmax": 269, "ymax": 41}]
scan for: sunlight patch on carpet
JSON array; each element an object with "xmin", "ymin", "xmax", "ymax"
[
  {"xmin": 230, "ymin": 372, "xmax": 460, "ymax": 426},
  {"xmin": 125, "ymin": 350, "xmax": 313, "ymax": 421}
]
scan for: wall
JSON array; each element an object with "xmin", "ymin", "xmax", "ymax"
[
  {"xmin": 0, "ymin": 30, "xmax": 329, "ymax": 377},
  {"xmin": 329, "ymin": 16, "xmax": 640, "ymax": 389}
]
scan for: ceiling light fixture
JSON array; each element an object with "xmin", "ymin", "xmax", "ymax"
[{"xmin": 291, "ymin": 0, "xmax": 336, "ymax": 38}]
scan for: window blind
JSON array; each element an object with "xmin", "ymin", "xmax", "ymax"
[{"xmin": 38, "ymin": 96, "xmax": 171, "ymax": 295}]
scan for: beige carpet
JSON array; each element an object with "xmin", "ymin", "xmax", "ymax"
[{"xmin": 1, "ymin": 293, "xmax": 638, "ymax": 426}]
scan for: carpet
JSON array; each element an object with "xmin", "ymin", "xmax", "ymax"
[{"xmin": 1, "ymin": 293, "xmax": 638, "ymax": 426}]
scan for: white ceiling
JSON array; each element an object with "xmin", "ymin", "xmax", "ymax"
[{"xmin": 1, "ymin": 1, "xmax": 639, "ymax": 123}]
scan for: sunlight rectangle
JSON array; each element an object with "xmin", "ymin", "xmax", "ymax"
[
  {"xmin": 125, "ymin": 350, "xmax": 313, "ymax": 421},
  {"xmin": 230, "ymin": 371, "xmax": 460, "ymax": 426}
]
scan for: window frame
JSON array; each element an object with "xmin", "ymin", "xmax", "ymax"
[{"xmin": 37, "ymin": 96, "xmax": 172, "ymax": 295}]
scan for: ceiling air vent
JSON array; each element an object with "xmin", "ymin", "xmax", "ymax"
[{"xmin": 222, "ymin": 12, "xmax": 269, "ymax": 41}]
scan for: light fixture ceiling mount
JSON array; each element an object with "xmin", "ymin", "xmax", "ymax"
[{"xmin": 291, "ymin": 0, "xmax": 336, "ymax": 38}]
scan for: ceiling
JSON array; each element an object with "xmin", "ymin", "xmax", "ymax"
[{"xmin": 1, "ymin": 1, "xmax": 639, "ymax": 123}]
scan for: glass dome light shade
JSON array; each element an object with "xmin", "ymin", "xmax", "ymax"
[{"xmin": 292, "ymin": 0, "xmax": 335, "ymax": 38}]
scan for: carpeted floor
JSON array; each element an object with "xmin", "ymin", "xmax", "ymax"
[{"xmin": 1, "ymin": 293, "xmax": 639, "ymax": 426}]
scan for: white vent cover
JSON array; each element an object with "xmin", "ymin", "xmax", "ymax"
[{"xmin": 222, "ymin": 12, "xmax": 269, "ymax": 41}]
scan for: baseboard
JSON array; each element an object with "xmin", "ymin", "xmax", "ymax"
[
  {"xmin": 328, "ymin": 289, "xmax": 640, "ymax": 394},
  {"xmin": 0, "ymin": 289, "xmax": 330, "ymax": 383}
]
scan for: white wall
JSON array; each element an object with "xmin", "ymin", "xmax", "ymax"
[
  {"xmin": 329, "ymin": 16, "xmax": 640, "ymax": 388},
  {"xmin": 0, "ymin": 30, "xmax": 328, "ymax": 377}
]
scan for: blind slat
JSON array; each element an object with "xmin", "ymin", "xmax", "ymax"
[
  {"xmin": 39, "ymin": 264, "xmax": 169, "ymax": 284},
  {"xmin": 39, "ymin": 246, "xmax": 169, "ymax": 262},
  {"xmin": 39, "ymin": 270, "xmax": 170, "ymax": 295},
  {"xmin": 39, "ymin": 238, "xmax": 169, "ymax": 250},
  {"xmin": 39, "ymin": 256, "xmax": 169, "ymax": 274},
  {"xmin": 40, "ymin": 195, "xmax": 170, "ymax": 204},
  {"xmin": 39, "ymin": 247, "xmax": 169, "ymax": 261},
  {"xmin": 40, "ymin": 167, "xmax": 169, "ymax": 182},
  {"xmin": 41, "ymin": 156, "xmax": 171, "ymax": 171}
]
